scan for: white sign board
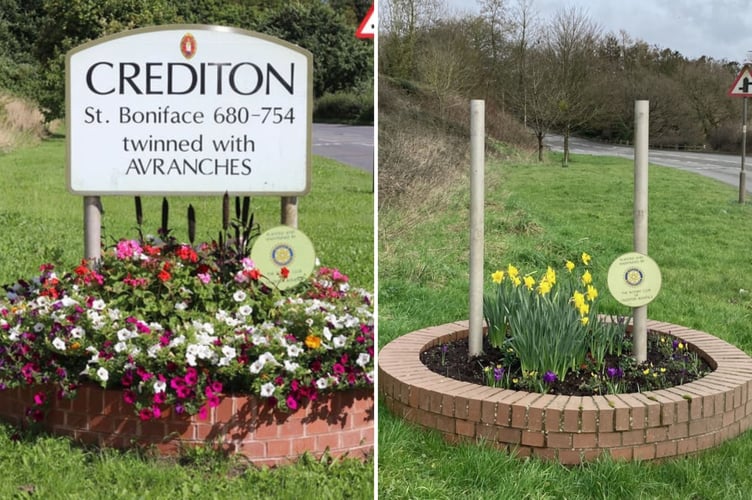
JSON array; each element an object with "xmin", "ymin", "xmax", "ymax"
[{"xmin": 66, "ymin": 25, "xmax": 312, "ymax": 195}]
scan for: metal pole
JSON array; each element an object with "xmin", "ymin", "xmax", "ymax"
[
  {"xmin": 740, "ymin": 97, "xmax": 747, "ymax": 204},
  {"xmin": 469, "ymin": 100, "xmax": 485, "ymax": 357},
  {"xmin": 84, "ymin": 196, "xmax": 102, "ymax": 266},
  {"xmin": 281, "ymin": 196, "xmax": 298, "ymax": 228},
  {"xmin": 633, "ymin": 100, "xmax": 649, "ymax": 363}
]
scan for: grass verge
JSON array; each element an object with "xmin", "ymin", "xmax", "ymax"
[{"xmin": 379, "ymin": 151, "xmax": 752, "ymax": 498}]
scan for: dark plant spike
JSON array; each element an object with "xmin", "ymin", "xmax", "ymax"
[
  {"xmin": 134, "ymin": 196, "xmax": 143, "ymax": 226},
  {"xmin": 241, "ymin": 196, "xmax": 250, "ymax": 225},
  {"xmin": 187, "ymin": 204, "xmax": 196, "ymax": 245},
  {"xmin": 222, "ymin": 192, "xmax": 230, "ymax": 231},
  {"xmin": 235, "ymin": 195, "xmax": 241, "ymax": 220},
  {"xmin": 161, "ymin": 197, "xmax": 169, "ymax": 237}
]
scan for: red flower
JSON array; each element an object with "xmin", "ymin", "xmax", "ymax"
[
  {"xmin": 157, "ymin": 268, "xmax": 171, "ymax": 282},
  {"xmin": 280, "ymin": 267, "xmax": 290, "ymax": 279}
]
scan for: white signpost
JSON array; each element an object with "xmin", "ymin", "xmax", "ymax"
[
  {"xmin": 66, "ymin": 25, "xmax": 313, "ymax": 260},
  {"xmin": 727, "ymin": 64, "xmax": 752, "ymax": 203}
]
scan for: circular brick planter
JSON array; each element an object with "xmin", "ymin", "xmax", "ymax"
[
  {"xmin": 0, "ymin": 385, "xmax": 373, "ymax": 467},
  {"xmin": 379, "ymin": 320, "xmax": 752, "ymax": 464}
]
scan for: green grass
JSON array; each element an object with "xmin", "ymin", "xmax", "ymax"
[
  {"xmin": 0, "ymin": 136, "xmax": 373, "ymax": 497},
  {"xmin": 0, "ymin": 135, "xmax": 373, "ymax": 288},
  {"xmin": 379, "ymin": 152, "xmax": 752, "ymax": 498},
  {"xmin": 0, "ymin": 424, "xmax": 373, "ymax": 499}
]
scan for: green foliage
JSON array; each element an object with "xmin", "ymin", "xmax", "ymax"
[
  {"xmin": 0, "ymin": 423, "xmax": 373, "ymax": 498},
  {"xmin": 314, "ymin": 86, "xmax": 374, "ymax": 124},
  {"xmin": 259, "ymin": 3, "xmax": 373, "ymax": 97}
]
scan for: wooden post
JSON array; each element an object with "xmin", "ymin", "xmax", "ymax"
[
  {"xmin": 84, "ymin": 196, "xmax": 102, "ymax": 266},
  {"xmin": 469, "ymin": 100, "xmax": 485, "ymax": 357},
  {"xmin": 633, "ymin": 100, "xmax": 649, "ymax": 363},
  {"xmin": 281, "ymin": 196, "xmax": 298, "ymax": 228}
]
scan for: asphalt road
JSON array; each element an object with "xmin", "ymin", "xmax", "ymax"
[
  {"xmin": 544, "ymin": 134, "xmax": 752, "ymax": 194},
  {"xmin": 312, "ymin": 123, "xmax": 374, "ymax": 173}
]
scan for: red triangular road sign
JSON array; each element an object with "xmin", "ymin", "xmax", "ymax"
[
  {"xmin": 356, "ymin": 4, "xmax": 375, "ymax": 39},
  {"xmin": 728, "ymin": 64, "xmax": 752, "ymax": 97}
]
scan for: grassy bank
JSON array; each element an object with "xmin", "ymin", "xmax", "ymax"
[
  {"xmin": 0, "ymin": 136, "xmax": 374, "ymax": 498},
  {"xmin": 379, "ymin": 152, "xmax": 752, "ymax": 498}
]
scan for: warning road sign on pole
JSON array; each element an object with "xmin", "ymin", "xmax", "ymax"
[
  {"xmin": 728, "ymin": 64, "xmax": 752, "ymax": 97},
  {"xmin": 356, "ymin": 4, "xmax": 375, "ymax": 39}
]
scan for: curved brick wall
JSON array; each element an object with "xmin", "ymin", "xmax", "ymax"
[
  {"xmin": 379, "ymin": 320, "xmax": 752, "ymax": 463},
  {"xmin": 0, "ymin": 385, "xmax": 373, "ymax": 467}
]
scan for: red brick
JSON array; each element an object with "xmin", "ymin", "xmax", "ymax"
[
  {"xmin": 563, "ymin": 397, "xmax": 583, "ymax": 432},
  {"xmin": 655, "ymin": 440, "xmax": 678, "ymax": 458},
  {"xmin": 598, "ymin": 432, "xmax": 621, "ymax": 448},
  {"xmin": 521, "ymin": 430, "xmax": 545, "ymax": 447},
  {"xmin": 633, "ymin": 444, "xmax": 656, "ymax": 460},
  {"xmin": 435, "ymin": 414, "xmax": 455, "ymax": 434},
  {"xmin": 621, "ymin": 429, "xmax": 645, "ymax": 446},
  {"xmin": 544, "ymin": 396, "xmax": 569, "ymax": 432},
  {"xmin": 592, "ymin": 396, "xmax": 615, "ymax": 433},
  {"xmin": 267, "ymin": 438, "xmax": 291, "ymax": 457},
  {"xmin": 668, "ymin": 422, "xmax": 688, "ymax": 440},
  {"xmin": 645, "ymin": 426, "xmax": 668, "ymax": 443},
  {"xmin": 558, "ymin": 449, "xmax": 584, "ymax": 465},
  {"xmin": 607, "ymin": 396, "xmax": 631, "ymax": 431},
  {"xmin": 609, "ymin": 447, "xmax": 633, "ymax": 461},
  {"xmin": 547, "ymin": 432, "xmax": 572, "ymax": 449},
  {"xmin": 456, "ymin": 419, "xmax": 475, "ymax": 437},
  {"xmin": 579, "ymin": 398, "xmax": 598, "ymax": 433},
  {"xmin": 677, "ymin": 437, "xmax": 698, "ymax": 455},
  {"xmin": 315, "ymin": 432, "xmax": 341, "ymax": 451},
  {"xmin": 291, "ymin": 436, "xmax": 317, "ymax": 455},
  {"xmin": 572, "ymin": 433, "xmax": 597, "ymax": 449}
]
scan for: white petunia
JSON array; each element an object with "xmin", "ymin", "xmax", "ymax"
[
  {"xmin": 237, "ymin": 305, "xmax": 253, "ymax": 317},
  {"xmin": 114, "ymin": 341, "xmax": 127, "ymax": 353},
  {"xmin": 333, "ymin": 335, "xmax": 347, "ymax": 348},
  {"xmin": 33, "ymin": 322, "xmax": 45, "ymax": 333},
  {"xmin": 260, "ymin": 382, "xmax": 275, "ymax": 397},
  {"xmin": 286, "ymin": 344, "xmax": 302, "ymax": 358},
  {"xmin": 91, "ymin": 299, "xmax": 106, "ymax": 310},
  {"xmin": 70, "ymin": 326, "xmax": 85, "ymax": 339},
  {"xmin": 175, "ymin": 302, "xmax": 188, "ymax": 311},
  {"xmin": 96, "ymin": 367, "xmax": 109, "ymax": 382},
  {"xmin": 52, "ymin": 337, "xmax": 66, "ymax": 351},
  {"xmin": 315, "ymin": 377, "xmax": 329, "ymax": 389},
  {"xmin": 153, "ymin": 380, "xmax": 166, "ymax": 393},
  {"xmin": 356, "ymin": 353, "xmax": 371, "ymax": 367},
  {"xmin": 233, "ymin": 290, "xmax": 247, "ymax": 302},
  {"xmin": 284, "ymin": 360, "xmax": 300, "ymax": 372}
]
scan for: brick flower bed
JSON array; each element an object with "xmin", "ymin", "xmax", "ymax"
[
  {"xmin": 378, "ymin": 320, "xmax": 752, "ymax": 464},
  {"xmin": 0, "ymin": 385, "xmax": 373, "ymax": 467}
]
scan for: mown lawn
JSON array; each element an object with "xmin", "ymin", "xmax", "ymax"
[{"xmin": 379, "ymin": 151, "xmax": 752, "ymax": 499}]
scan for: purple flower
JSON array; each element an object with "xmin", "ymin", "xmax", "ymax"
[
  {"xmin": 543, "ymin": 371, "xmax": 557, "ymax": 385},
  {"xmin": 493, "ymin": 366, "xmax": 505, "ymax": 381},
  {"xmin": 606, "ymin": 366, "xmax": 624, "ymax": 379}
]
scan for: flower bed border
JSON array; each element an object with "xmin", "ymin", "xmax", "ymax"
[
  {"xmin": 0, "ymin": 386, "xmax": 373, "ymax": 467},
  {"xmin": 378, "ymin": 320, "xmax": 752, "ymax": 463}
]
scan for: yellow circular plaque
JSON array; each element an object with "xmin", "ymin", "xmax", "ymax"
[
  {"xmin": 607, "ymin": 252, "xmax": 662, "ymax": 307},
  {"xmin": 251, "ymin": 226, "xmax": 316, "ymax": 290}
]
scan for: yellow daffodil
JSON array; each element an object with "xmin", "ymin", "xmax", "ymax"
[
  {"xmin": 660, "ymin": 367, "xmax": 666, "ymax": 373},
  {"xmin": 507, "ymin": 264, "xmax": 520, "ymax": 279},
  {"xmin": 586, "ymin": 284, "xmax": 598, "ymax": 302},
  {"xmin": 524, "ymin": 275, "xmax": 535, "ymax": 290},
  {"xmin": 578, "ymin": 302, "xmax": 590, "ymax": 316},
  {"xmin": 572, "ymin": 291, "xmax": 586, "ymax": 310},
  {"xmin": 511, "ymin": 276, "xmax": 522, "ymax": 287},
  {"xmin": 580, "ymin": 316, "xmax": 589, "ymax": 325},
  {"xmin": 545, "ymin": 266, "xmax": 556, "ymax": 285},
  {"xmin": 581, "ymin": 252, "xmax": 592, "ymax": 266},
  {"xmin": 491, "ymin": 270, "xmax": 504, "ymax": 284},
  {"xmin": 581, "ymin": 270, "xmax": 593, "ymax": 285},
  {"xmin": 537, "ymin": 279, "xmax": 552, "ymax": 295},
  {"xmin": 643, "ymin": 368, "xmax": 650, "ymax": 375},
  {"xmin": 565, "ymin": 260, "xmax": 575, "ymax": 272}
]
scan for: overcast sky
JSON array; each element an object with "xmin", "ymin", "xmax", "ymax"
[{"xmin": 445, "ymin": 0, "xmax": 752, "ymax": 63}]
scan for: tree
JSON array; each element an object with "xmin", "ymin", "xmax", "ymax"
[
  {"xmin": 544, "ymin": 7, "xmax": 601, "ymax": 165},
  {"xmin": 259, "ymin": 3, "xmax": 373, "ymax": 97}
]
